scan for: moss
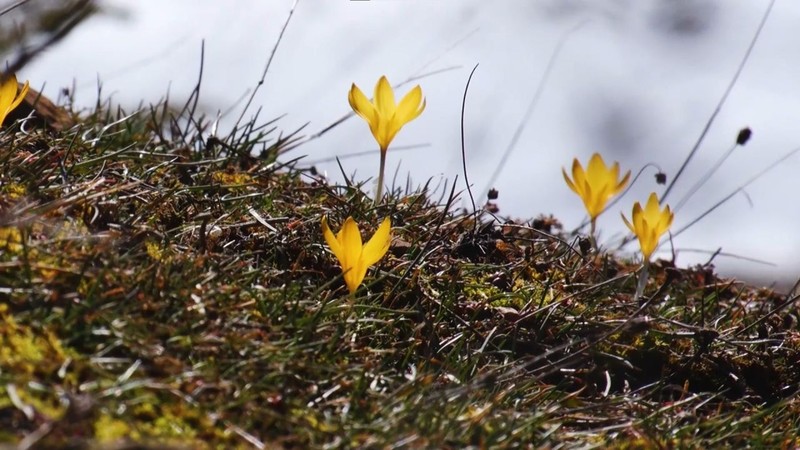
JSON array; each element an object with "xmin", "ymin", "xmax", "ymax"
[
  {"xmin": 211, "ymin": 170, "xmax": 253, "ymax": 187},
  {"xmin": 94, "ymin": 415, "xmax": 133, "ymax": 442},
  {"xmin": 0, "ymin": 227, "xmax": 23, "ymax": 253},
  {"xmin": 145, "ymin": 239, "xmax": 166, "ymax": 262},
  {"xmin": 0, "ymin": 383, "xmax": 65, "ymax": 421},
  {"xmin": 3, "ymin": 182, "xmax": 27, "ymax": 200},
  {"xmin": 0, "ymin": 304, "xmax": 69, "ymax": 377}
]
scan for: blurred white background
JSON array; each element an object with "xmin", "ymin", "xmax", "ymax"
[{"xmin": 15, "ymin": 0, "xmax": 800, "ymax": 290}]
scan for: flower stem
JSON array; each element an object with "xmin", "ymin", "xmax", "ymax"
[
  {"xmin": 375, "ymin": 149, "xmax": 386, "ymax": 205},
  {"xmin": 634, "ymin": 258, "xmax": 650, "ymax": 303},
  {"xmin": 589, "ymin": 218, "xmax": 598, "ymax": 252}
]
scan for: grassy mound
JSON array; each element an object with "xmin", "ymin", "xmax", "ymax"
[{"xmin": 1, "ymin": 100, "xmax": 799, "ymax": 449}]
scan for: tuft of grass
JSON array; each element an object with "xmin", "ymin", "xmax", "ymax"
[{"xmin": 1, "ymin": 93, "xmax": 799, "ymax": 449}]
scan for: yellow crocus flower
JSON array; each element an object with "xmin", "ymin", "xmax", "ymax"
[
  {"xmin": 349, "ymin": 76, "xmax": 425, "ymax": 152},
  {"xmin": 563, "ymin": 153, "xmax": 631, "ymax": 221},
  {"xmin": 0, "ymin": 74, "xmax": 29, "ymax": 127},
  {"xmin": 348, "ymin": 76, "xmax": 425, "ymax": 203},
  {"xmin": 322, "ymin": 216, "xmax": 392, "ymax": 294},
  {"xmin": 621, "ymin": 192, "xmax": 674, "ymax": 260}
]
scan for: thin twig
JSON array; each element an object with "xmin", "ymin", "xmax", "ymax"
[
  {"xmin": 3, "ymin": 0, "xmax": 95, "ymax": 74},
  {"xmin": 460, "ymin": 64, "xmax": 480, "ymax": 224},
  {"xmin": 671, "ymin": 144, "xmax": 800, "ymax": 239},
  {"xmin": 233, "ymin": 0, "xmax": 299, "ymax": 130},
  {"xmin": 673, "ymin": 141, "xmax": 737, "ymax": 212},
  {"xmin": 303, "ymin": 144, "xmax": 427, "ymax": 165},
  {"xmin": 0, "ymin": 0, "xmax": 32, "ymax": 17},
  {"xmin": 661, "ymin": 0, "xmax": 775, "ymax": 202},
  {"xmin": 481, "ymin": 20, "xmax": 587, "ymax": 199}
]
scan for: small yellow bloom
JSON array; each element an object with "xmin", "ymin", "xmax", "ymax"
[
  {"xmin": 621, "ymin": 192, "xmax": 674, "ymax": 260},
  {"xmin": 348, "ymin": 75, "xmax": 425, "ymax": 153},
  {"xmin": 322, "ymin": 216, "xmax": 391, "ymax": 294},
  {"xmin": 0, "ymin": 74, "xmax": 29, "ymax": 127},
  {"xmin": 563, "ymin": 153, "xmax": 631, "ymax": 220}
]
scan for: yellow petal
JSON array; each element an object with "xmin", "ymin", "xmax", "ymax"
[
  {"xmin": 393, "ymin": 85, "xmax": 425, "ymax": 127},
  {"xmin": 361, "ymin": 217, "xmax": 391, "ymax": 268},
  {"xmin": 322, "ymin": 216, "xmax": 345, "ymax": 264},
  {"xmin": 610, "ymin": 162, "xmax": 620, "ymax": 181},
  {"xmin": 656, "ymin": 205, "xmax": 674, "ymax": 237},
  {"xmin": 643, "ymin": 193, "xmax": 661, "ymax": 219},
  {"xmin": 0, "ymin": 74, "xmax": 17, "ymax": 105},
  {"xmin": 571, "ymin": 159, "xmax": 587, "ymax": 197},
  {"xmin": 663, "ymin": 206, "xmax": 674, "ymax": 230},
  {"xmin": 632, "ymin": 203, "xmax": 646, "ymax": 235},
  {"xmin": 579, "ymin": 178, "xmax": 597, "ymax": 216},
  {"xmin": 338, "ymin": 216, "xmax": 363, "ymax": 273},
  {"xmin": 586, "ymin": 153, "xmax": 608, "ymax": 186},
  {"xmin": 0, "ymin": 76, "xmax": 29, "ymax": 127},
  {"xmin": 606, "ymin": 163, "xmax": 622, "ymax": 193},
  {"xmin": 621, "ymin": 212, "xmax": 635, "ymax": 233},
  {"xmin": 348, "ymin": 83, "xmax": 378, "ymax": 124},
  {"xmin": 373, "ymin": 118, "xmax": 392, "ymax": 152},
  {"xmin": 589, "ymin": 184, "xmax": 611, "ymax": 218},
  {"xmin": 344, "ymin": 262, "xmax": 366, "ymax": 294},
  {"xmin": 374, "ymin": 76, "xmax": 396, "ymax": 117},
  {"xmin": 562, "ymin": 168, "xmax": 578, "ymax": 194},
  {"xmin": 9, "ymin": 80, "xmax": 28, "ymax": 112},
  {"xmin": 616, "ymin": 170, "xmax": 632, "ymax": 193},
  {"xmin": 0, "ymin": 75, "xmax": 17, "ymax": 122},
  {"xmin": 640, "ymin": 226, "xmax": 657, "ymax": 259}
]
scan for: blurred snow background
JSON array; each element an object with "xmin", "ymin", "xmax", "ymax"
[{"xmin": 10, "ymin": 0, "xmax": 800, "ymax": 290}]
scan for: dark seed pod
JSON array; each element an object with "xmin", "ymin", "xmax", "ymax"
[{"xmin": 736, "ymin": 127, "xmax": 752, "ymax": 146}]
